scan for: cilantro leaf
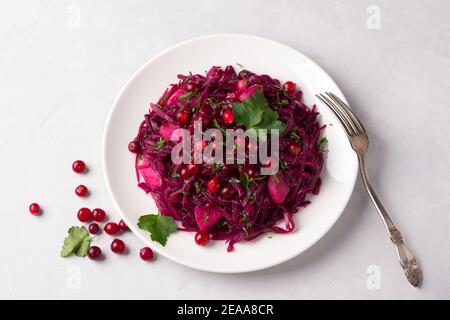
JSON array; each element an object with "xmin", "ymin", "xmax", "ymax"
[
  {"xmin": 61, "ymin": 226, "xmax": 92, "ymax": 257},
  {"xmin": 137, "ymin": 212, "xmax": 177, "ymax": 246}
]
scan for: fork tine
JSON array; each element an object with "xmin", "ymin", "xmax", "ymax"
[
  {"xmin": 326, "ymin": 92, "xmax": 366, "ymax": 134},
  {"xmin": 321, "ymin": 94, "xmax": 358, "ymax": 136},
  {"xmin": 320, "ymin": 94, "xmax": 360, "ymax": 136},
  {"xmin": 316, "ymin": 94, "xmax": 354, "ymax": 136}
]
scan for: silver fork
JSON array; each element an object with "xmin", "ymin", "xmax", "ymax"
[{"xmin": 316, "ymin": 92, "xmax": 422, "ymax": 287}]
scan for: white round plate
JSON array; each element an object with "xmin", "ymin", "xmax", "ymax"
[{"xmin": 103, "ymin": 34, "xmax": 358, "ymax": 273}]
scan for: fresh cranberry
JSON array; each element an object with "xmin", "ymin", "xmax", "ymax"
[
  {"xmin": 195, "ymin": 231, "xmax": 210, "ymax": 246},
  {"xmin": 128, "ymin": 141, "xmax": 139, "ymax": 153},
  {"xmin": 288, "ymin": 142, "xmax": 302, "ymax": 156},
  {"xmin": 179, "ymin": 167, "xmax": 190, "ymax": 179},
  {"xmin": 92, "ymin": 208, "xmax": 106, "ymax": 222},
  {"xmin": 29, "ymin": 203, "xmax": 40, "ymax": 215},
  {"xmin": 88, "ymin": 246, "xmax": 102, "ymax": 260},
  {"xmin": 88, "ymin": 223, "xmax": 100, "ymax": 234},
  {"xmin": 187, "ymin": 164, "xmax": 201, "ymax": 175},
  {"xmin": 110, "ymin": 239, "xmax": 125, "ymax": 254},
  {"xmin": 176, "ymin": 110, "xmax": 191, "ymax": 125},
  {"xmin": 77, "ymin": 208, "xmax": 93, "ymax": 222},
  {"xmin": 207, "ymin": 177, "xmax": 220, "ymax": 193},
  {"xmin": 104, "ymin": 222, "xmax": 120, "ymax": 235},
  {"xmin": 282, "ymin": 81, "xmax": 296, "ymax": 95},
  {"xmin": 118, "ymin": 219, "xmax": 129, "ymax": 231},
  {"xmin": 75, "ymin": 185, "xmax": 88, "ymax": 197},
  {"xmin": 237, "ymin": 80, "xmax": 247, "ymax": 91},
  {"xmin": 139, "ymin": 247, "xmax": 154, "ymax": 261},
  {"xmin": 223, "ymin": 110, "xmax": 234, "ymax": 124},
  {"xmin": 72, "ymin": 160, "xmax": 86, "ymax": 173},
  {"xmin": 220, "ymin": 186, "xmax": 235, "ymax": 199}
]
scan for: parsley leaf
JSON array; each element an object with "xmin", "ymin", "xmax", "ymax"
[
  {"xmin": 171, "ymin": 172, "xmax": 180, "ymax": 178},
  {"xmin": 137, "ymin": 212, "xmax": 177, "ymax": 246},
  {"xmin": 232, "ymin": 90, "xmax": 286, "ymax": 137},
  {"xmin": 61, "ymin": 226, "xmax": 92, "ymax": 257}
]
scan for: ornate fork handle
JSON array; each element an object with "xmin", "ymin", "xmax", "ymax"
[{"xmin": 358, "ymin": 156, "xmax": 422, "ymax": 287}]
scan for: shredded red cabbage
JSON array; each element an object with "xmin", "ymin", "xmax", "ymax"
[{"xmin": 134, "ymin": 65, "xmax": 325, "ymax": 251}]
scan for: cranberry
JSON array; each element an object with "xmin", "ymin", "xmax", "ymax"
[
  {"xmin": 176, "ymin": 110, "xmax": 191, "ymax": 125},
  {"xmin": 187, "ymin": 164, "xmax": 201, "ymax": 175},
  {"xmin": 128, "ymin": 141, "xmax": 139, "ymax": 153},
  {"xmin": 77, "ymin": 207, "xmax": 93, "ymax": 222},
  {"xmin": 29, "ymin": 203, "xmax": 40, "ymax": 215},
  {"xmin": 288, "ymin": 142, "xmax": 302, "ymax": 156},
  {"xmin": 92, "ymin": 208, "xmax": 106, "ymax": 222},
  {"xmin": 88, "ymin": 246, "xmax": 102, "ymax": 260},
  {"xmin": 207, "ymin": 177, "xmax": 220, "ymax": 193},
  {"xmin": 118, "ymin": 219, "xmax": 129, "ymax": 231},
  {"xmin": 139, "ymin": 247, "xmax": 154, "ymax": 261},
  {"xmin": 110, "ymin": 239, "xmax": 125, "ymax": 254},
  {"xmin": 220, "ymin": 186, "xmax": 235, "ymax": 199},
  {"xmin": 88, "ymin": 223, "xmax": 100, "ymax": 234},
  {"xmin": 72, "ymin": 160, "xmax": 86, "ymax": 173},
  {"xmin": 75, "ymin": 184, "xmax": 88, "ymax": 197},
  {"xmin": 104, "ymin": 222, "xmax": 120, "ymax": 235},
  {"xmin": 195, "ymin": 231, "xmax": 210, "ymax": 246},
  {"xmin": 237, "ymin": 80, "xmax": 247, "ymax": 91},
  {"xmin": 179, "ymin": 167, "xmax": 190, "ymax": 179},
  {"xmin": 222, "ymin": 110, "xmax": 234, "ymax": 124},
  {"xmin": 282, "ymin": 81, "xmax": 296, "ymax": 95}
]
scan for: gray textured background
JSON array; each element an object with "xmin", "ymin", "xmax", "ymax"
[{"xmin": 1, "ymin": 0, "xmax": 449, "ymax": 299}]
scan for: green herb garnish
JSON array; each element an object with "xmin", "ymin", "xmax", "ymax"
[
  {"xmin": 137, "ymin": 211, "xmax": 177, "ymax": 246},
  {"xmin": 154, "ymin": 137, "xmax": 165, "ymax": 150},
  {"xmin": 232, "ymin": 90, "xmax": 286, "ymax": 138},
  {"xmin": 319, "ymin": 136, "xmax": 328, "ymax": 151},
  {"xmin": 61, "ymin": 226, "xmax": 92, "ymax": 257}
]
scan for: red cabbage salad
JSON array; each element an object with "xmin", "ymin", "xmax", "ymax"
[{"xmin": 132, "ymin": 65, "xmax": 327, "ymax": 251}]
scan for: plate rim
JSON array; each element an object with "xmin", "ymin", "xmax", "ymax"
[{"xmin": 102, "ymin": 33, "xmax": 358, "ymax": 273}]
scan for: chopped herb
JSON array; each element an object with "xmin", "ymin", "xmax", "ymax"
[
  {"xmin": 319, "ymin": 136, "xmax": 328, "ymax": 151},
  {"xmin": 178, "ymin": 91, "xmax": 195, "ymax": 100},
  {"xmin": 291, "ymin": 131, "xmax": 302, "ymax": 142},
  {"xmin": 236, "ymin": 63, "xmax": 244, "ymax": 69},
  {"xmin": 272, "ymin": 174, "xmax": 280, "ymax": 183},
  {"xmin": 154, "ymin": 137, "xmax": 165, "ymax": 150},
  {"xmin": 213, "ymin": 119, "xmax": 226, "ymax": 134},
  {"xmin": 240, "ymin": 172, "xmax": 251, "ymax": 191},
  {"xmin": 179, "ymin": 190, "xmax": 191, "ymax": 196},
  {"xmin": 212, "ymin": 162, "xmax": 224, "ymax": 172},
  {"xmin": 279, "ymin": 159, "xmax": 286, "ymax": 169},
  {"xmin": 203, "ymin": 214, "xmax": 209, "ymax": 222},
  {"xmin": 194, "ymin": 180, "xmax": 203, "ymax": 192},
  {"xmin": 171, "ymin": 172, "xmax": 180, "ymax": 178}
]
